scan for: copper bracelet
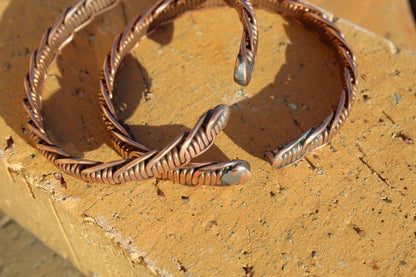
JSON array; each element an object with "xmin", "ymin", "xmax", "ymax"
[
  {"xmin": 23, "ymin": 0, "xmax": 256, "ymax": 186},
  {"xmin": 100, "ymin": 0, "xmax": 357, "ymax": 185},
  {"xmin": 99, "ymin": 0, "xmax": 257, "ymax": 186},
  {"xmin": 23, "ymin": 0, "xmax": 357, "ymax": 186}
]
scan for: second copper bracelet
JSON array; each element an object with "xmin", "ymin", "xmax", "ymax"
[{"xmin": 100, "ymin": 0, "xmax": 357, "ymax": 185}]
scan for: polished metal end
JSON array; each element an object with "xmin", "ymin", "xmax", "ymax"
[
  {"xmin": 219, "ymin": 160, "xmax": 251, "ymax": 186},
  {"xmin": 234, "ymin": 54, "xmax": 254, "ymax": 86}
]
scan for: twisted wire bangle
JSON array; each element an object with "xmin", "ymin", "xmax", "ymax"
[
  {"xmin": 103, "ymin": 0, "xmax": 357, "ymax": 182},
  {"xmin": 22, "ymin": 0, "xmax": 255, "ymax": 186},
  {"xmin": 100, "ymin": 0, "xmax": 257, "ymax": 187}
]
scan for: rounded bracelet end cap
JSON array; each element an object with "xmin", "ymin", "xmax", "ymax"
[
  {"xmin": 208, "ymin": 104, "xmax": 231, "ymax": 130},
  {"xmin": 234, "ymin": 54, "xmax": 253, "ymax": 86},
  {"xmin": 220, "ymin": 160, "xmax": 251, "ymax": 186}
]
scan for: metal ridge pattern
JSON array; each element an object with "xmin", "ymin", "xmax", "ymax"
[
  {"xmin": 104, "ymin": 0, "xmax": 357, "ymax": 177},
  {"xmin": 100, "ymin": 0, "xmax": 256, "ymax": 186},
  {"xmin": 22, "ymin": 0, "xmax": 357, "ymax": 186},
  {"xmin": 258, "ymin": 0, "xmax": 358, "ymax": 168},
  {"xmin": 23, "ymin": 0, "xmax": 255, "ymax": 186}
]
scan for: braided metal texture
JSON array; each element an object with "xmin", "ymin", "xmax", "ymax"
[
  {"xmin": 23, "ymin": 0, "xmax": 356, "ymax": 185},
  {"xmin": 226, "ymin": 0, "xmax": 258, "ymax": 85},
  {"xmin": 23, "ymin": 0, "xmax": 252, "ymax": 186},
  {"xmin": 100, "ymin": 0, "xmax": 256, "ymax": 186},
  {"xmin": 258, "ymin": 0, "xmax": 358, "ymax": 168},
  {"xmin": 106, "ymin": 0, "xmax": 357, "ymax": 175}
]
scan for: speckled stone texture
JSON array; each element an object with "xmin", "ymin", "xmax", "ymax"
[{"xmin": 0, "ymin": 0, "xmax": 415, "ymax": 276}]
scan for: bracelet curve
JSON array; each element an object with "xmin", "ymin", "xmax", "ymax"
[
  {"xmin": 23, "ymin": 0, "xmax": 357, "ymax": 186},
  {"xmin": 22, "ymin": 0, "xmax": 256, "ymax": 186},
  {"xmin": 100, "ymin": 0, "xmax": 258, "ymax": 186},
  {"xmin": 101, "ymin": 0, "xmax": 357, "ymax": 185}
]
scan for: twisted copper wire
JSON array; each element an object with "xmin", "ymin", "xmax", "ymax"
[
  {"xmin": 257, "ymin": 0, "xmax": 358, "ymax": 168},
  {"xmin": 106, "ymin": 0, "xmax": 357, "ymax": 176},
  {"xmin": 23, "ymin": 0, "xmax": 253, "ymax": 186},
  {"xmin": 226, "ymin": 0, "xmax": 258, "ymax": 85},
  {"xmin": 100, "ymin": 0, "xmax": 256, "ymax": 186},
  {"xmin": 23, "ymin": 0, "xmax": 357, "ymax": 186}
]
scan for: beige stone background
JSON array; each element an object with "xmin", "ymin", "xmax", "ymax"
[{"xmin": 0, "ymin": 0, "xmax": 415, "ymax": 276}]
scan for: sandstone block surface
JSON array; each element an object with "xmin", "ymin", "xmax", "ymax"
[{"xmin": 0, "ymin": 0, "xmax": 415, "ymax": 276}]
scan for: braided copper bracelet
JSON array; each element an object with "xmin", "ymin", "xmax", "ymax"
[
  {"xmin": 101, "ymin": 0, "xmax": 357, "ymax": 183},
  {"xmin": 99, "ymin": 0, "xmax": 257, "ymax": 186},
  {"xmin": 23, "ymin": 0, "xmax": 255, "ymax": 186}
]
